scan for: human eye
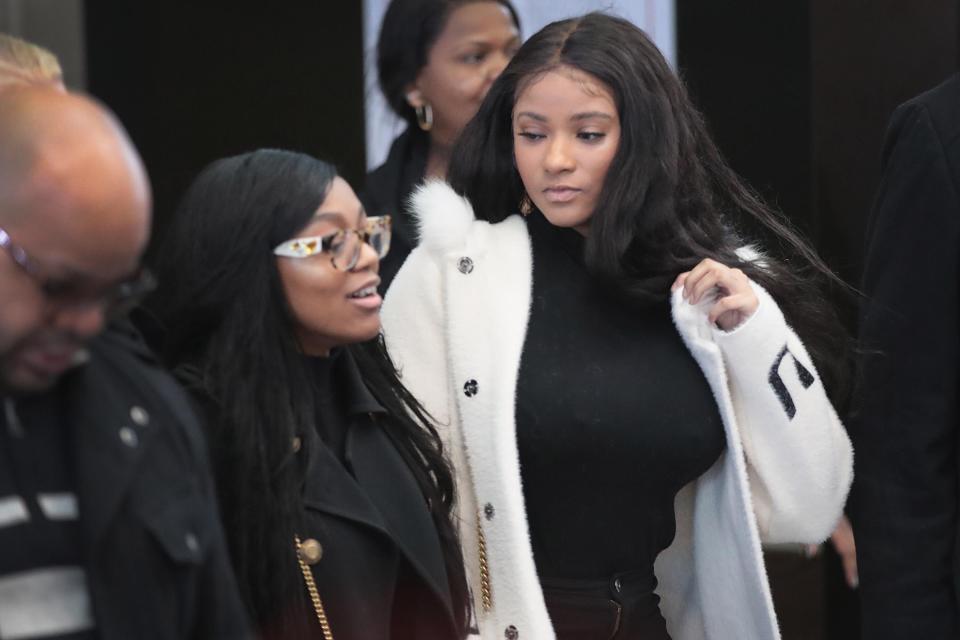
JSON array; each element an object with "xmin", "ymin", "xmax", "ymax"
[
  {"xmin": 324, "ymin": 231, "xmax": 347, "ymax": 254},
  {"xmin": 516, "ymin": 130, "xmax": 545, "ymax": 141},
  {"xmin": 459, "ymin": 50, "xmax": 486, "ymax": 65},
  {"xmin": 41, "ymin": 278, "xmax": 80, "ymax": 299},
  {"xmin": 577, "ymin": 131, "xmax": 606, "ymax": 142}
]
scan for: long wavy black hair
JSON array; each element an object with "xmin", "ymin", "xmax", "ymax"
[
  {"xmin": 143, "ymin": 149, "xmax": 468, "ymax": 636},
  {"xmin": 448, "ymin": 12, "xmax": 850, "ymax": 401}
]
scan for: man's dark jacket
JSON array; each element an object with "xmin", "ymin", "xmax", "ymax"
[
  {"xmin": 65, "ymin": 327, "xmax": 250, "ymax": 638},
  {"xmin": 850, "ymin": 72, "xmax": 960, "ymax": 640}
]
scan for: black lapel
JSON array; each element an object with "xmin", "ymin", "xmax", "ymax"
[
  {"xmin": 307, "ymin": 348, "xmax": 454, "ymax": 622},
  {"xmin": 300, "ymin": 425, "xmax": 389, "ymax": 535},
  {"xmin": 346, "ymin": 414, "xmax": 454, "ymax": 620}
]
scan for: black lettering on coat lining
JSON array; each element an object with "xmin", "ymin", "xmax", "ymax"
[{"xmin": 768, "ymin": 345, "xmax": 816, "ymax": 420}]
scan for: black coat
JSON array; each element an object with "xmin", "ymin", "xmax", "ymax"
[
  {"xmin": 361, "ymin": 127, "xmax": 429, "ymax": 292},
  {"xmin": 850, "ymin": 72, "xmax": 960, "ymax": 640},
  {"xmin": 67, "ymin": 328, "xmax": 250, "ymax": 639},
  {"xmin": 202, "ymin": 349, "xmax": 460, "ymax": 640}
]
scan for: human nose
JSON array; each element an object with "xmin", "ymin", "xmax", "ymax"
[
  {"xmin": 543, "ymin": 136, "xmax": 575, "ymax": 174},
  {"xmin": 487, "ymin": 50, "xmax": 511, "ymax": 81},
  {"xmin": 349, "ymin": 235, "xmax": 380, "ymax": 274}
]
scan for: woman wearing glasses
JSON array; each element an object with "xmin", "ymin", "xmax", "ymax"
[{"xmin": 142, "ymin": 149, "xmax": 469, "ymax": 639}]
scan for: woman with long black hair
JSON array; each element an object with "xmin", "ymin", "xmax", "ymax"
[
  {"xmin": 143, "ymin": 149, "xmax": 468, "ymax": 639},
  {"xmin": 381, "ymin": 12, "xmax": 853, "ymax": 640}
]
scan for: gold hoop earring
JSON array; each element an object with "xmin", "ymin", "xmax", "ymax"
[
  {"xmin": 415, "ymin": 103, "xmax": 433, "ymax": 132},
  {"xmin": 519, "ymin": 193, "xmax": 533, "ymax": 216}
]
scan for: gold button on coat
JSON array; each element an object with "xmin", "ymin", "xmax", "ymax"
[{"xmin": 298, "ymin": 538, "xmax": 323, "ymax": 565}]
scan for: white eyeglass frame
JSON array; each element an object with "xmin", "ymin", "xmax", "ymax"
[{"xmin": 273, "ymin": 215, "xmax": 391, "ymax": 271}]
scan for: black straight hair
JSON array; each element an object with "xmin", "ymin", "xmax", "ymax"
[
  {"xmin": 449, "ymin": 13, "xmax": 851, "ymax": 402},
  {"xmin": 377, "ymin": 0, "xmax": 520, "ymax": 127},
  {"xmin": 143, "ymin": 149, "xmax": 469, "ymax": 636}
]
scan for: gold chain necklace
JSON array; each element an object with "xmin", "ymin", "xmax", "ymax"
[
  {"xmin": 295, "ymin": 535, "xmax": 334, "ymax": 640},
  {"xmin": 477, "ymin": 512, "xmax": 492, "ymax": 612}
]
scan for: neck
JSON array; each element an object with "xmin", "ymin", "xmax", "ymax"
[{"xmin": 425, "ymin": 141, "xmax": 452, "ymax": 180}]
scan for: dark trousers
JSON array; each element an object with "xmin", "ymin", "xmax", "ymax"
[{"xmin": 542, "ymin": 571, "xmax": 671, "ymax": 640}]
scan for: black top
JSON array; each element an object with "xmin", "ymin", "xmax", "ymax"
[
  {"xmin": 306, "ymin": 349, "xmax": 349, "ymax": 461},
  {"xmin": 516, "ymin": 211, "xmax": 726, "ymax": 582},
  {"xmin": 0, "ymin": 391, "xmax": 96, "ymax": 640},
  {"xmin": 361, "ymin": 127, "xmax": 429, "ymax": 292}
]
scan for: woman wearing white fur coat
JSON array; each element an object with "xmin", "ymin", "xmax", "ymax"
[{"xmin": 381, "ymin": 13, "xmax": 853, "ymax": 640}]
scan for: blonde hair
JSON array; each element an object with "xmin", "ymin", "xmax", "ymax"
[{"xmin": 0, "ymin": 33, "xmax": 63, "ymax": 88}]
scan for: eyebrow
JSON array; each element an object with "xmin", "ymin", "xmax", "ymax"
[
  {"xmin": 515, "ymin": 111, "xmax": 547, "ymax": 122},
  {"xmin": 465, "ymin": 33, "xmax": 521, "ymax": 48},
  {"xmin": 311, "ymin": 212, "xmax": 347, "ymax": 225},
  {"xmin": 571, "ymin": 111, "xmax": 614, "ymax": 122},
  {"xmin": 514, "ymin": 111, "xmax": 614, "ymax": 123},
  {"xmin": 310, "ymin": 207, "xmax": 367, "ymax": 227}
]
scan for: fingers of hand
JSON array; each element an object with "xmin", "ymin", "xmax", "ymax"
[
  {"xmin": 708, "ymin": 293, "xmax": 750, "ymax": 327},
  {"xmin": 684, "ymin": 260, "xmax": 748, "ymax": 304},
  {"xmin": 671, "ymin": 272, "xmax": 689, "ymax": 292},
  {"xmin": 680, "ymin": 259, "xmax": 714, "ymax": 300},
  {"xmin": 830, "ymin": 519, "xmax": 859, "ymax": 589},
  {"xmin": 842, "ymin": 553, "xmax": 859, "ymax": 589},
  {"xmin": 680, "ymin": 259, "xmax": 717, "ymax": 303}
]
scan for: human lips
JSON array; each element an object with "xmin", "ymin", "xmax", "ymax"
[
  {"xmin": 347, "ymin": 278, "xmax": 382, "ymax": 310},
  {"xmin": 20, "ymin": 344, "xmax": 82, "ymax": 377},
  {"xmin": 542, "ymin": 185, "xmax": 582, "ymax": 203}
]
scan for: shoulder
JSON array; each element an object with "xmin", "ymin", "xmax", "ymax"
[
  {"xmin": 887, "ymin": 74, "xmax": 960, "ymax": 157},
  {"xmin": 900, "ymin": 73, "xmax": 960, "ymax": 126},
  {"xmin": 409, "ymin": 180, "xmax": 478, "ymax": 251},
  {"xmin": 409, "ymin": 179, "xmax": 529, "ymax": 252},
  {"xmin": 363, "ymin": 128, "xmax": 428, "ymax": 210},
  {"xmin": 89, "ymin": 326, "xmax": 210, "ymax": 464}
]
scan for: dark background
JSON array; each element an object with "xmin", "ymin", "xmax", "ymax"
[
  {"xmin": 677, "ymin": 0, "xmax": 959, "ymax": 286},
  {"xmin": 85, "ymin": 2, "xmax": 367, "ymax": 238}
]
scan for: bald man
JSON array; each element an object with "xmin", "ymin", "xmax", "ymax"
[{"xmin": 0, "ymin": 87, "xmax": 249, "ymax": 639}]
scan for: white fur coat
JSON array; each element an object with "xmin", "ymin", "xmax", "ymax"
[{"xmin": 381, "ymin": 181, "xmax": 853, "ymax": 640}]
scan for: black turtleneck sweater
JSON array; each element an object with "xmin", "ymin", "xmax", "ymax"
[
  {"xmin": 306, "ymin": 348, "xmax": 350, "ymax": 462},
  {"xmin": 516, "ymin": 211, "xmax": 727, "ymax": 583}
]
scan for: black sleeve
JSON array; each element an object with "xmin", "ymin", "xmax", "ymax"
[
  {"xmin": 144, "ymin": 366, "xmax": 254, "ymax": 640},
  {"xmin": 190, "ymin": 461, "xmax": 255, "ymax": 640},
  {"xmin": 850, "ymin": 99, "xmax": 960, "ymax": 639}
]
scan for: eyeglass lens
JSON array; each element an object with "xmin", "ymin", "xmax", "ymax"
[{"xmin": 330, "ymin": 224, "xmax": 390, "ymax": 271}]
